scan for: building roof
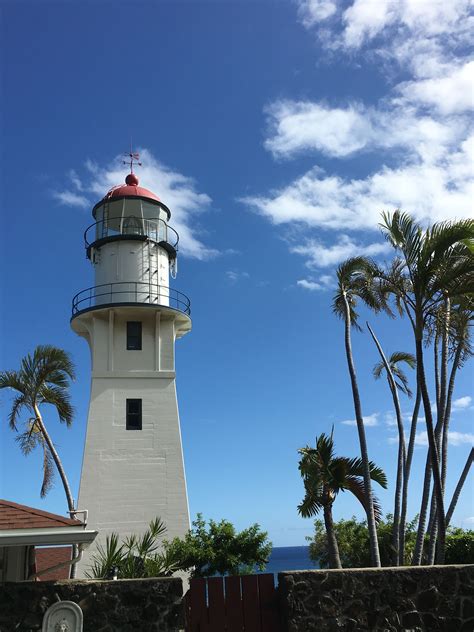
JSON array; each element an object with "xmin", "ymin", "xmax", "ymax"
[
  {"xmin": 103, "ymin": 173, "xmax": 161, "ymax": 205},
  {"xmin": 0, "ymin": 499, "xmax": 83, "ymax": 530}
]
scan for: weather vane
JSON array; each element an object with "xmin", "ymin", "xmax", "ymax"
[{"xmin": 123, "ymin": 142, "xmax": 142, "ymax": 174}]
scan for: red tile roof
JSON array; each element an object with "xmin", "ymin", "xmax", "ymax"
[
  {"xmin": 35, "ymin": 546, "xmax": 72, "ymax": 581},
  {"xmin": 0, "ymin": 499, "xmax": 83, "ymax": 530}
]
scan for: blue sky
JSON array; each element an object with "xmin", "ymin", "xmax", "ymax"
[{"xmin": 1, "ymin": 1, "xmax": 473, "ymax": 546}]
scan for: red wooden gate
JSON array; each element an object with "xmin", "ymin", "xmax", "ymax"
[{"xmin": 184, "ymin": 574, "xmax": 281, "ymax": 632}]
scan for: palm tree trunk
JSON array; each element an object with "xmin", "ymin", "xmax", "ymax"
[
  {"xmin": 446, "ymin": 448, "xmax": 474, "ymax": 527},
  {"xmin": 415, "ymin": 329, "xmax": 446, "ymax": 563},
  {"xmin": 34, "ymin": 405, "xmax": 77, "ymax": 577},
  {"xmin": 399, "ymin": 385, "xmax": 421, "ymax": 564},
  {"xmin": 343, "ymin": 296, "xmax": 381, "ymax": 567},
  {"xmin": 323, "ymin": 504, "xmax": 342, "ymax": 569},
  {"xmin": 427, "ymin": 297, "xmax": 451, "ymax": 564},
  {"xmin": 413, "ymin": 452, "xmax": 432, "ymax": 565},
  {"xmin": 366, "ymin": 323, "xmax": 405, "ymax": 565}
]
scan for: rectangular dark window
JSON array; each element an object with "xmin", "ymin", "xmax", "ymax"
[
  {"xmin": 127, "ymin": 321, "xmax": 142, "ymax": 350},
  {"xmin": 126, "ymin": 399, "xmax": 142, "ymax": 430}
]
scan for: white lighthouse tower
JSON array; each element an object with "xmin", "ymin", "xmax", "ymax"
[{"xmin": 71, "ymin": 160, "xmax": 191, "ymax": 575}]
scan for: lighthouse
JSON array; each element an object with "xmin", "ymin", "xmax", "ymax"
[{"xmin": 71, "ymin": 159, "xmax": 191, "ymax": 575}]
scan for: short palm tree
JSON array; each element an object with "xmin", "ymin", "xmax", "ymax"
[
  {"xmin": 298, "ymin": 431, "xmax": 387, "ymax": 569},
  {"xmin": 333, "ymin": 256, "xmax": 385, "ymax": 567},
  {"xmin": 0, "ymin": 345, "xmax": 76, "ymax": 511}
]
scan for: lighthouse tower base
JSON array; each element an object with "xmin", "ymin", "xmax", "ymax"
[{"xmin": 72, "ymin": 305, "xmax": 191, "ymax": 577}]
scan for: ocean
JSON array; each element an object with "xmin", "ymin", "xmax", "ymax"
[{"xmin": 261, "ymin": 546, "xmax": 318, "ymax": 579}]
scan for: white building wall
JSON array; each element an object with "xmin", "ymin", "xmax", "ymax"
[
  {"xmin": 93, "ymin": 241, "xmax": 169, "ymax": 306},
  {"xmin": 74, "ymin": 308, "xmax": 189, "ymax": 576}
]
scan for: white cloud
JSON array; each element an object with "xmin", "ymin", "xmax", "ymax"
[
  {"xmin": 452, "ymin": 396, "xmax": 473, "ymax": 411},
  {"xmin": 244, "ymin": 134, "xmax": 473, "ymax": 232},
  {"xmin": 297, "ymin": 0, "xmax": 338, "ymax": 26},
  {"xmin": 292, "ymin": 234, "xmax": 390, "ymax": 267},
  {"xmin": 52, "ymin": 191, "xmax": 89, "ymax": 209},
  {"xmin": 341, "ymin": 412, "xmax": 379, "ymax": 427},
  {"xmin": 225, "ymin": 270, "xmax": 250, "ymax": 283},
  {"xmin": 264, "ymin": 99, "xmax": 466, "ymax": 163},
  {"xmin": 415, "ymin": 430, "xmax": 474, "ymax": 447},
  {"xmin": 297, "ymin": 274, "xmax": 334, "ymax": 291},
  {"xmin": 53, "ymin": 149, "xmax": 217, "ymax": 260},
  {"xmin": 265, "ymin": 101, "xmax": 374, "ymax": 159},
  {"xmin": 396, "ymin": 61, "xmax": 474, "ymax": 115}
]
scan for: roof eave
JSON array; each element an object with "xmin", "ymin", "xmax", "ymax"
[{"xmin": 0, "ymin": 526, "xmax": 98, "ymax": 548}]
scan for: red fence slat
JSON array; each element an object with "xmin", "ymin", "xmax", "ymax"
[
  {"xmin": 258, "ymin": 574, "xmax": 281, "ymax": 632},
  {"xmin": 208, "ymin": 577, "xmax": 226, "ymax": 630},
  {"xmin": 241, "ymin": 575, "xmax": 261, "ymax": 632},
  {"xmin": 189, "ymin": 577, "xmax": 208, "ymax": 632},
  {"xmin": 225, "ymin": 575, "xmax": 244, "ymax": 632}
]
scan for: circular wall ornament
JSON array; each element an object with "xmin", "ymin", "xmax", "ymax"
[{"xmin": 42, "ymin": 601, "xmax": 83, "ymax": 632}]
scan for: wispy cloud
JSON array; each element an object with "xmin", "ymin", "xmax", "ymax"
[
  {"xmin": 297, "ymin": 275, "xmax": 333, "ymax": 291},
  {"xmin": 415, "ymin": 431, "xmax": 474, "ymax": 447},
  {"xmin": 53, "ymin": 148, "xmax": 217, "ymax": 260},
  {"xmin": 225, "ymin": 270, "xmax": 250, "ymax": 284},
  {"xmin": 292, "ymin": 235, "xmax": 390, "ymax": 268},
  {"xmin": 452, "ymin": 396, "xmax": 472, "ymax": 411},
  {"xmin": 341, "ymin": 412, "xmax": 379, "ymax": 427},
  {"xmin": 52, "ymin": 191, "xmax": 89, "ymax": 209}
]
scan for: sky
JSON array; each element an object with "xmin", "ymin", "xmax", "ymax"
[{"xmin": 1, "ymin": 0, "xmax": 473, "ymax": 547}]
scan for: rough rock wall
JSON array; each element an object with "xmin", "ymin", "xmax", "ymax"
[
  {"xmin": 278, "ymin": 564, "xmax": 474, "ymax": 631},
  {"xmin": 0, "ymin": 576, "xmax": 183, "ymax": 632}
]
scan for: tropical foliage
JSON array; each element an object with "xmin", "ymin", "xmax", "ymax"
[
  {"xmin": 162, "ymin": 514, "xmax": 272, "ymax": 578},
  {"xmin": 87, "ymin": 514, "xmax": 272, "ymax": 579},
  {"xmin": 86, "ymin": 518, "xmax": 182, "ymax": 580},
  {"xmin": 303, "ymin": 210, "xmax": 473, "ymax": 569},
  {"xmin": 297, "ymin": 431, "xmax": 387, "ymax": 568}
]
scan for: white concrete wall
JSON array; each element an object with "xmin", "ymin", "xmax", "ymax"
[{"xmin": 75, "ymin": 308, "xmax": 189, "ymax": 576}]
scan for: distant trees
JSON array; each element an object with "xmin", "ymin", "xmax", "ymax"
[
  {"xmin": 297, "ymin": 431, "xmax": 387, "ymax": 568},
  {"xmin": 307, "ymin": 516, "xmax": 474, "ymax": 568}
]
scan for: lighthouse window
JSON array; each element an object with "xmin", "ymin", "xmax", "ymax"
[
  {"xmin": 126, "ymin": 321, "xmax": 142, "ymax": 350},
  {"xmin": 126, "ymin": 399, "xmax": 142, "ymax": 430}
]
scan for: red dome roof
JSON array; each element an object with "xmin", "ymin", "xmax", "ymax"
[{"xmin": 104, "ymin": 174, "xmax": 161, "ymax": 203}]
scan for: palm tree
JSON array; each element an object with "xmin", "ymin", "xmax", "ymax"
[
  {"xmin": 333, "ymin": 256, "xmax": 384, "ymax": 566},
  {"xmin": 426, "ymin": 300, "xmax": 473, "ymax": 562},
  {"xmin": 0, "ymin": 346, "xmax": 76, "ymax": 517},
  {"xmin": 297, "ymin": 431, "xmax": 387, "ymax": 569},
  {"xmin": 379, "ymin": 211, "xmax": 474, "ymax": 563},
  {"xmin": 369, "ymin": 330, "xmax": 415, "ymax": 565},
  {"xmin": 446, "ymin": 448, "xmax": 474, "ymax": 527}
]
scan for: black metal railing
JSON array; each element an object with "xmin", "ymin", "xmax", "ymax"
[
  {"xmin": 71, "ymin": 282, "xmax": 191, "ymax": 316},
  {"xmin": 84, "ymin": 217, "xmax": 179, "ymax": 250}
]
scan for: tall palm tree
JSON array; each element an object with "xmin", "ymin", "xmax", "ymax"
[
  {"xmin": 426, "ymin": 300, "xmax": 473, "ymax": 562},
  {"xmin": 333, "ymin": 256, "xmax": 384, "ymax": 566},
  {"xmin": 0, "ymin": 345, "xmax": 76, "ymax": 515},
  {"xmin": 298, "ymin": 431, "xmax": 387, "ymax": 569},
  {"xmin": 369, "ymin": 331, "xmax": 415, "ymax": 565},
  {"xmin": 379, "ymin": 211, "xmax": 474, "ymax": 563}
]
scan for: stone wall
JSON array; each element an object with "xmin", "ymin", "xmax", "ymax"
[
  {"xmin": 278, "ymin": 564, "xmax": 474, "ymax": 632},
  {"xmin": 0, "ymin": 576, "xmax": 183, "ymax": 632}
]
